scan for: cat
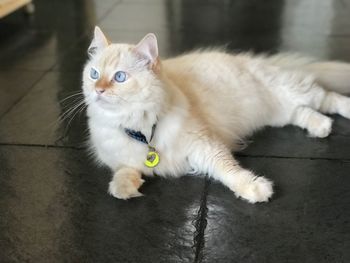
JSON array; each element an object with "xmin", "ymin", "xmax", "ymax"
[{"xmin": 82, "ymin": 26, "xmax": 350, "ymax": 203}]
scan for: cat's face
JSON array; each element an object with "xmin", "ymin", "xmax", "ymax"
[{"xmin": 82, "ymin": 27, "xmax": 161, "ymax": 111}]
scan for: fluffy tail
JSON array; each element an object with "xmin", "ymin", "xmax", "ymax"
[
  {"xmin": 302, "ymin": 62, "xmax": 350, "ymax": 94},
  {"xmin": 265, "ymin": 53, "xmax": 350, "ymax": 94}
]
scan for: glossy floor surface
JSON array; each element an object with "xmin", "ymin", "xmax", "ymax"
[{"xmin": 1, "ymin": 0, "xmax": 350, "ymax": 262}]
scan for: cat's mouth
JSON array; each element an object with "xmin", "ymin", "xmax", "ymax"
[
  {"xmin": 95, "ymin": 94, "xmax": 113, "ymax": 104},
  {"xmin": 96, "ymin": 94, "xmax": 106, "ymax": 101},
  {"xmin": 94, "ymin": 93, "xmax": 125, "ymax": 108}
]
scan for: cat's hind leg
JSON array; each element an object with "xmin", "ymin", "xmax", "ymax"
[
  {"xmin": 319, "ymin": 91, "xmax": 350, "ymax": 119},
  {"xmin": 289, "ymin": 77, "xmax": 350, "ymax": 137},
  {"xmin": 291, "ymin": 106, "xmax": 333, "ymax": 138}
]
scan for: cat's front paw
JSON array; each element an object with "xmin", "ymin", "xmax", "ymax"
[
  {"xmin": 108, "ymin": 168, "xmax": 145, "ymax": 200},
  {"xmin": 234, "ymin": 172, "xmax": 274, "ymax": 203}
]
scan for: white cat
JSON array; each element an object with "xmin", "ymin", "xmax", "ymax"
[{"xmin": 82, "ymin": 26, "xmax": 350, "ymax": 203}]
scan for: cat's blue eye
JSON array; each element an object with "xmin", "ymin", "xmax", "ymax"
[
  {"xmin": 114, "ymin": 71, "xmax": 127, "ymax": 83},
  {"xmin": 90, "ymin": 67, "xmax": 100, "ymax": 80}
]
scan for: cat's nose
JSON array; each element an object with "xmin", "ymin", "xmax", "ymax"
[{"xmin": 95, "ymin": 88, "xmax": 105, "ymax": 95}]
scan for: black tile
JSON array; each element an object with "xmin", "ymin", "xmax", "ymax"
[
  {"xmin": 0, "ymin": 146, "xmax": 204, "ymax": 262},
  {"xmin": 0, "ymin": 70, "xmax": 44, "ymax": 117},
  {"xmin": 201, "ymin": 157, "xmax": 350, "ymax": 263}
]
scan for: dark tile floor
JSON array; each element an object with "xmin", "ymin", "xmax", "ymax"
[{"xmin": 1, "ymin": 0, "xmax": 350, "ymax": 262}]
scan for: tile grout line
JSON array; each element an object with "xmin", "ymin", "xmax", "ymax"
[
  {"xmin": 193, "ymin": 179, "xmax": 210, "ymax": 263},
  {"xmin": 235, "ymin": 152, "xmax": 350, "ymax": 162},
  {"xmin": 0, "ymin": 70, "xmax": 48, "ymax": 120},
  {"xmin": 0, "ymin": 143, "xmax": 84, "ymax": 150},
  {"xmin": 1, "ymin": 143, "xmax": 350, "ymax": 162}
]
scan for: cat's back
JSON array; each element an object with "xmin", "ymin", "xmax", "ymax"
[
  {"xmin": 163, "ymin": 50, "xmax": 248, "ymax": 78},
  {"xmin": 162, "ymin": 50, "xmax": 259, "ymax": 109},
  {"xmin": 162, "ymin": 50, "xmax": 254, "ymax": 93}
]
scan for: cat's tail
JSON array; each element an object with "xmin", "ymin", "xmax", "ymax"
[
  {"xmin": 302, "ymin": 61, "xmax": 350, "ymax": 95},
  {"xmin": 265, "ymin": 53, "xmax": 350, "ymax": 95}
]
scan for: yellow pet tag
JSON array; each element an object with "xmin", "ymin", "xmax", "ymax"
[{"xmin": 144, "ymin": 150, "xmax": 160, "ymax": 168}]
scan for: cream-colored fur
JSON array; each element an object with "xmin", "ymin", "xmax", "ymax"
[{"xmin": 82, "ymin": 27, "xmax": 350, "ymax": 203}]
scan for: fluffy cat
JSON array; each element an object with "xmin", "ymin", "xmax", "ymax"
[{"xmin": 82, "ymin": 26, "xmax": 350, "ymax": 203}]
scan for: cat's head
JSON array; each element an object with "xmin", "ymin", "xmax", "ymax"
[{"xmin": 82, "ymin": 26, "xmax": 164, "ymax": 112}]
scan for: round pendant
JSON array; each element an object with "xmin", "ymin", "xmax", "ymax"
[{"xmin": 144, "ymin": 151, "xmax": 160, "ymax": 168}]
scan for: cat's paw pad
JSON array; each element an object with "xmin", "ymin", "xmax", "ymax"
[
  {"xmin": 308, "ymin": 116, "xmax": 333, "ymax": 138},
  {"xmin": 108, "ymin": 169, "xmax": 145, "ymax": 200},
  {"xmin": 235, "ymin": 176, "xmax": 274, "ymax": 203}
]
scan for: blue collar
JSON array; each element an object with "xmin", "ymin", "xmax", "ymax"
[{"xmin": 124, "ymin": 124, "xmax": 156, "ymax": 145}]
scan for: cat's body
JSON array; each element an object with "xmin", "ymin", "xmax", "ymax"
[{"xmin": 83, "ymin": 27, "xmax": 350, "ymax": 203}]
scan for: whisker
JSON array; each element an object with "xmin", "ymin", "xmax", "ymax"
[
  {"xmin": 47, "ymin": 99, "xmax": 85, "ymax": 133},
  {"xmin": 63, "ymin": 103, "xmax": 87, "ymax": 135},
  {"xmin": 59, "ymin": 92, "xmax": 84, "ymax": 103},
  {"xmin": 59, "ymin": 100, "xmax": 86, "ymax": 123}
]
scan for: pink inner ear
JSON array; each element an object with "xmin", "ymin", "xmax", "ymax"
[
  {"xmin": 134, "ymin": 34, "xmax": 158, "ymax": 63},
  {"xmin": 88, "ymin": 26, "xmax": 109, "ymax": 56}
]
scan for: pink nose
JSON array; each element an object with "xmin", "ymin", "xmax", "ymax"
[{"xmin": 95, "ymin": 88, "xmax": 105, "ymax": 94}]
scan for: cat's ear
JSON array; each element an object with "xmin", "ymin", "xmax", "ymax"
[
  {"xmin": 88, "ymin": 26, "xmax": 109, "ymax": 58},
  {"xmin": 134, "ymin": 33, "xmax": 158, "ymax": 63}
]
